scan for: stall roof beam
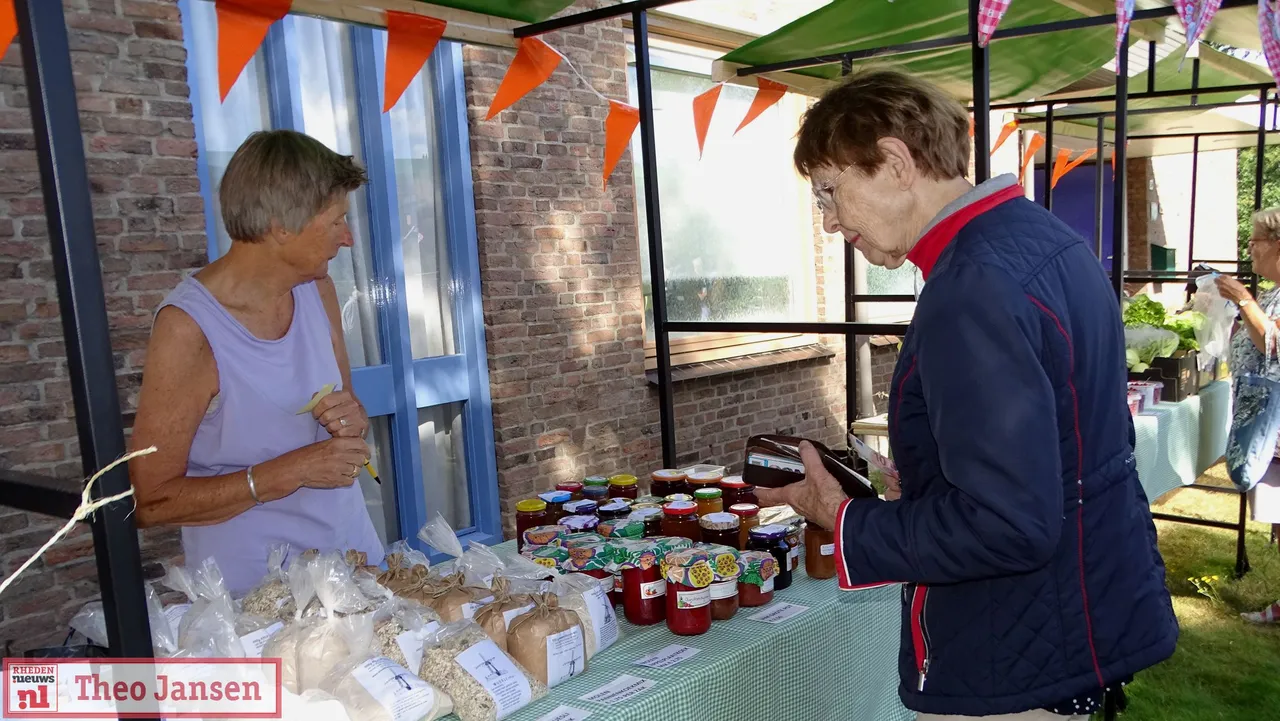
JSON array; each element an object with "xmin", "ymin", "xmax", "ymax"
[
  {"xmin": 989, "ymin": 81, "xmax": 1271, "ymax": 111},
  {"xmin": 513, "ymin": 0, "xmax": 690, "ymax": 37},
  {"xmin": 0, "ymin": 470, "xmax": 83, "ymax": 520},
  {"xmin": 1016, "ymin": 96, "xmax": 1270, "ymax": 124},
  {"xmin": 272, "ymin": 0, "xmax": 525, "ymax": 48},
  {"xmin": 733, "ymin": 0, "xmax": 1253, "ymax": 78}
]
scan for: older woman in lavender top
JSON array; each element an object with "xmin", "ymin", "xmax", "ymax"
[{"xmin": 130, "ymin": 130, "xmax": 383, "ymax": 594}]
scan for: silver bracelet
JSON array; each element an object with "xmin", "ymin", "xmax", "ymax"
[{"xmin": 246, "ymin": 465, "xmax": 263, "ymax": 505}]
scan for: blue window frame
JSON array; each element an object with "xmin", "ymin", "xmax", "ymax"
[{"xmin": 179, "ymin": 0, "xmax": 500, "ymax": 557}]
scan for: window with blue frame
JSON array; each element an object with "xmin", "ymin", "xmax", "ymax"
[{"xmin": 179, "ymin": 0, "xmax": 501, "ymax": 554}]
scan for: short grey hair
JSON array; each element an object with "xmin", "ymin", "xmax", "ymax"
[
  {"xmin": 218, "ymin": 130, "xmax": 368, "ymax": 243},
  {"xmin": 1253, "ymin": 207, "xmax": 1280, "ymax": 243}
]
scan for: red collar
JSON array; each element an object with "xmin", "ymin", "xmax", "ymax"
[{"xmin": 906, "ymin": 184, "xmax": 1025, "ymax": 280}]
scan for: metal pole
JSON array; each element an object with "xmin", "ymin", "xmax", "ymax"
[
  {"xmin": 1257, "ymin": 89, "xmax": 1269, "ymax": 213},
  {"xmin": 1043, "ymin": 105, "xmax": 1054, "ymax": 211},
  {"xmin": 1147, "ymin": 41, "xmax": 1156, "ymax": 94},
  {"xmin": 1188, "ymin": 135, "xmax": 1199, "ymax": 269},
  {"xmin": 13, "ymin": 0, "xmax": 154, "ymax": 660},
  {"xmin": 1111, "ymin": 28, "xmax": 1129, "ymax": 301},
  {"xmin": 969, "ymin": 0, "xmax": 991, "ymax": 183},
  {"xmin": 1095, "ymin": 120, "xmax": 1105, "ymax": 259},
  {"xmin": 841, "ymin": 59, "xmax": 862, "ymax": 435},
  {"xmin": 632, "ymin": 10, "xmax": 676, "ymax": 467},
  {"xmin": 1190, "ymin": 58, "xmax": 1201, "ymax": 106}
]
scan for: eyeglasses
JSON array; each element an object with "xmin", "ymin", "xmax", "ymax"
[{"xmin": 812, "ymin": 164, "xmax": 853, "ymax": 212}]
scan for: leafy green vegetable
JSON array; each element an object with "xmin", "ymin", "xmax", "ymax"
[
  {"xmin": 1123, "ymin": 294, "xmax": 1168, "ymax": 328},
  {"xmin": 1124, "ymin": 324, "xmax": 1180, "ymax": 368},
  {"xmin": 1165, "ymin": 311, "xmax": 1205, "ymax": 352}
]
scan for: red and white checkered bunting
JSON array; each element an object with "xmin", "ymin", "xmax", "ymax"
[
  {"xmin": 1116, "ymin": 0, "xmax": 1136, "ymax": 74},
  {"xmin": 977, "ymin": 0, "xmax": 1012, "ymax": 47},
  {"xmin": 1260, "ymin": 0, "xmax": 1280, "ymax": 89}
]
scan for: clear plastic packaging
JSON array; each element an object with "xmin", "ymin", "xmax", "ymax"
[
  {"xmin": 163, "ymin": 558, "xmax": 282, "ymax": 657},
  {"xmin": 371, "ymin": 597, "xmax": 442, "ymax": 676},
  {"xmin": 471, "ymin": 577, "xmax": 545, "ymax": 652},
  {"xmin": 505, "ymin": 594, "xmax": 586, "ymax": 689},
  {"xmin": 415, "ymin": 620, "xmax": 547, "ymax": 721},
  {"xmin": 68, "ymin": 580, "xmax": 179, "ymax": 657},
  {"xmin": 1194, "ymin": 273, "xmax": 1238, "ymax": 371},
  {"xmin": 550, "ymin": 573, "xmax": 620, "ymax": 660},
  {"xmin": 294, "ymin": 553, "xmax": 380, "ymax": 691},
  {"xmin": 320, "ymin": 653, "xmax": 453, "ymax": 721},
  {"xmin": 262, "ymin": 554, "xmax": 320, "ymax": 693},
  {"xmin": 240, "ymin": 544, "xmax": 294, "ymax": 620}
]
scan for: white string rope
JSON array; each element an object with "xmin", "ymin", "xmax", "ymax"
[
  {"xmin": 0, "ymin": 446, "xmax": 154, "ymax": 598},
  {"xmin": 546, "ymin": 43, "xmax": 610, "ymax": 104}
]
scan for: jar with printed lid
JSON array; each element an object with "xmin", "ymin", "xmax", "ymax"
[
  {"xmin": 521, "ymin": 524, "xmax": 568, "ymax": 552},
  {"xmin": 699, "ymin": 511, "xmax": 740, "ymax": 549},
  {"xmin": 597, "ymin": 500, "xmax": 631, "ymax": 522},
  {"xmin": 649, "ymin": 469, "xmax": 688, "ymax": 498},
  {"xmin": 609, "ymin": 539, "xmax": 665, "ymax": 625},
  {"xmin": 747, "ymin": 524, "xmax": 792, "ymax": 591},
  {"xmin": 661, "ymin": 501, "xmax": 700, "ymax": 541},
  {"xmin": 515, "ymin": 499, "xmax": 550, "ymax": 551},
  {"xmin": 561, "ymin": 514, "xmax": 600, "ymax": 534},
  {"xmin": 738, "ymin": 550, "xmax": 778, "ymax": 607},
  {"xmin": 566, "ymin": 541, "xmax": 620, "ymax": 606},
  {"xmin": 562, "ymin": 499, "xmax": 598, "ymax": 518},
  {"xmin": 663, "ymin": 548, "xmax": 714, "ymax": 635},
  {"xmin": 805, "ymin": 523, "xmax": 837, "ymax": 579},
  {"xmin": 729, "ymin": 503, "xmax": 761, "ymax": 549},
  {"xmin": 608, "ymin": 474, "xmax": 639, "ymax": 500},
  {"xmin": 693, "ymin": 543, "xmax": 743, "ymax": 620},
  {"xmin": 597, "ymin": 517, "xmax": 645, "ymax": 540}
]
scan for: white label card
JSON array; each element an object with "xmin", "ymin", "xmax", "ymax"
[
  {"xmin": 583, "ymin": 585, "xmax": 619, "ymax": 652},
  {"xmin": 578, "ymin": 675, "xmax": 657, "ymax": 706},
  {"xmin": 545, "ymin": 626, "xmax": 586, "ymax": 688},
  {"xmin": 461, "ymin": 596, "xmax": 496, "ymax": 620},
  {"xmin": 709, "ymin": 580, "xmax": 738, "ymax": 600},
  {"xmin": 633, "ymin": 644, "xmax": 699, "ymax": 670},
  {"xmin": 820, "ymin": 543, "xmax": 835, "ymax": 556},
  {"xmin": 638, "ymin": 579, "xmax": 666, "ymax": 599},
  {"xmin": 455, "ymin": 639, "xmax": 534, "ymax": 720},
  {"xmin": 395, "ymin": 629, "xmax": 426, "ymax": 675},
  {"xmin": 534, "ymin": 706, "xmax": 592, "ymax": 721},
  {"xmin": 351, "ymin": 657, "xmax": 439, "ymax": 721},
  {"xmin": 749, "ymin": 602, "xmax": 809, "ymax": 624},
  {"xmin": 675, "ymin": 588, "xmax": 710, "ymax": 610},
  {"xmin": 761, "ymin": 577, "xmax": 775, "ymax": 593},
  {"xmin": 503, "ymin": 603, "xmax": 536, "ymax": 629},
  {"xmin": 238, "ymin": 622, "xmax": 283, "ymax": 658}
]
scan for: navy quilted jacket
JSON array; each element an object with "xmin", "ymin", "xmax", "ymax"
[{"xmin": 835, "ymin": 188, "xmax": 1178, "ymax": 716}]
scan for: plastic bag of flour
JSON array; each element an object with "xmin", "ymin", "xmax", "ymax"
[{"xmin": 415, "ymin": 620, "xmax": 547, "ymax": 721}]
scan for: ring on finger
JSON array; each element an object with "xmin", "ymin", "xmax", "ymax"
[
  {"xmin": 351, "ymin": 464, "xmax": 359, "ymax": 477},
  {"xmin": 339, "ymin": 418, "xmax": 349, "ymax": 427}
]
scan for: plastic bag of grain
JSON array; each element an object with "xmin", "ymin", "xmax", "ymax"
[
  {"xmin": 262, "ymin": 554, "xmax": 319, "ymax": 693},
  {"xmin": 293, "ymin": 552, "xmax": 380, "ymax": 691},
  {"xmin": 319, "ymin": 618, "xmax": 453, "ymax": 721},
  {"xmin": 470, "ymin": 577, "xmax": 548, "ymax": 652},
  {"xmin": 164, "ymin": 558, "xmax": 283, "ymax": 657},
  {"xmin": 370, "ymin": 597, "xmax": 442, "ymax": 676},
  {"xmin": 504, "ymin": 593, "xmax": 586, "ymax": 689},
  {"xmin": 551, "ymin": 572, "xmax": 620, "ymax": 661},
  {"xmin": 416, "ymin": 620, "xmax": 547, "ymax": 721},
  {"xmin": 239, "ymin": 544, "xmax": 294, "ymax": 620},
  {"xmin": 417, "ymin": 514, "xmax": 504, "ymax": 591}
]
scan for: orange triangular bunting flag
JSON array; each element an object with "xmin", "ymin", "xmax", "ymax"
[
  {"xmin": 990, "ymin": 120, "xmax": 1018, "ymax": 156},
  {"xmin": 0, "ymin": 0, "xmax": 16, "ymax": 59},
  {"xmin": 486, "ymin": 37, "xmax": 561, "ymax": 120},
  {"xmin": 735, "ymin": 78, "xmax": 787, "ymax": 134},
  {"xmin": 383, "ymin": 11, "xmax": 447, "ymax": 113},
  {"xmin": 692, "ymin": 83, "xmax": 722, "ymax": 159},
  {"xmin": 1050, "ymin": 148, "xmax": 1073, "ymax": 188},
  {"xmin": 1019, "ymin": 133, "xmax": 1044, "ymax": 185},
  {"xmin": 603, "ymin": 100, "xmax": 640, "ymax": 189},
  {"xmin": 216, "ymin": 0, "xmax": 291, "ymax": 102},
  {"xmin": 969, "ymin": 115, "xmax": 975, "ymax": 138}
]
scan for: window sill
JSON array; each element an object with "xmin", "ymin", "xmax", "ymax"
[{"xmin": 644, "ymin": 342, "xmax": 835, "ymax": 385}]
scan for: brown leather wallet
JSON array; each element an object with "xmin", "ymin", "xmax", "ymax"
[{"xmin": 743, "ymin": 434, "xmax": 879, "ymax": 500}]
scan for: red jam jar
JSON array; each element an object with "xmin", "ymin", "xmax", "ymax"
[
  {"xmin": 686, "ymin": 470, "xmax": 723, "ymax": 500},
  {"xmin": 515, "ymin": 499, "xmax": 549, "ymax": 552},
  {"xmin": 693, "ymin": 542, "xmax": 742, "ymax": 621},
  {"xmin": 565, "ymin": 542, "xmax": 619, "ymax": 606},
  {"xmin": 538, "ymin": 490, "xmax": 572, "ymax": 523},
  {"xmin": 649, "ymin": 469, "xmax": 688, "ymax": 498},
  {"xmin": 661, "ymin": 501, "xmax": 700, "ymax": 541},
  {"xmin": 663, "ymin": 549, "xmax": 713, "ymax": 636},
  {"xmin": 608, "ymin": 474, "xmax": 639, "ymax": 500},
  {"xmin": 729, "ymin": 503, "xmax": 761, "ymax": 550},
  {"xmin": 556, "ymin": 482, "xmax": 584, "ymax": 501},
  {"xmin": 609, "ymin": 539, "xmax": 664, "ymax": 625},
  {"xmin": 719, "ymin": 477, "xmax": 757, "ymax": 508},
  {"xmin": 738, "ymin": 550, "xmax": 778, "ymax": 607}
]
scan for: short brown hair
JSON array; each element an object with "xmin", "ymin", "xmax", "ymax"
[
  {"xmin": 219, "ymin": 129, "xmax": 368, "ymax": 242},
  {"xmin": 794, "ymin": 67, "xmax": 970, "ymax": 181}
]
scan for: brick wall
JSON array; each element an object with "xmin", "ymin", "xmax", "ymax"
[{"xmin": 0, "ymin": 0, "xmax": 191, "ymax": 654}]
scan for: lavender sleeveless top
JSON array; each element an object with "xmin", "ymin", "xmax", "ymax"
[{"xmin": 157, "ymin": 276, "xmax": 383, "ymax": 596}]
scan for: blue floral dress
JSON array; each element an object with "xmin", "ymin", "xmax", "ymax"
[{"xmin": 1225, "ymin": 287, "xmax": 1280, "ymax": 489}]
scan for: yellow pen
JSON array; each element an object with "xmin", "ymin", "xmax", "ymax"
[{"xmin": 364, "ymin": 460, "xmax": 381, "ymax": 485}]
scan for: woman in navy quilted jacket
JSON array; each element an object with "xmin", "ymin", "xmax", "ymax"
[{"xmin": 757, "ymin": 69, "xmax": 1178, "ymax": 720}]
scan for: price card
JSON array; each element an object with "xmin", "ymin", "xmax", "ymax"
[
  {"xmin": 749, "ymin": 602, "xmax": 809, "ymax": 624},
  {"xmin": 534, "ymin": 706, "xmax": 592, "ymax": 721},
  {"xmin": 634, "ymin": 644, "xmax": 699, "ymax": 670},
  {"xmin": 579, "ymin": 675, "xmax": 657, "ymax": 706}
]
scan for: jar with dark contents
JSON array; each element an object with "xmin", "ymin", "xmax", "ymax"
[
  {"xmin": 729, "ymin": 503, "xmax": 761, "ymax": 549},
  {"xmin": 649, "ymin": 469, "xmax": 688, "ymax": 498},
  {"xmin": 664, "ymin": 493, "xmax": 693, "ymax": 505},
  {"xmin": 785, "ymin": 521, "xmax": 803, "ymax": 572},
  {"xmin": 693, "ymin": 488, "xmax": 723, "ymax": 517},
  {"xmin": 634, "ymin": 495, "xmax": 665, "ymax": 507},
  {"xmin": 538, "ymin": 490, "xmax": 572, "ymax": 523},
  {"xmin": 561, "ymin": 514, "xmax": 600, "ymax": 534},
  {"xmin": 661, "ymin": 501, "xmax": 700, "ymax": 541},
  {"xmin": 556, "ymin": 481, "xmax": 584, "ymax": 501},
  {"xmin": 693, "ymin": 542, "xmax": 742, "ymax": 621},
  {"xmin": 597, "ymin": 500, "xmax": 631, "ymax": 522},
  {"xmin": 747, "ymin": 524, "xmax": 793, "ymax": 591},
  {"xmin": 608, "ymin": 474, "xmax": 639, "ymax": 500},
  {"xmin": 663, "ymin": 549, "xmax": 713, "ymax": 635},
  {"xmin": 805, "ymin": 523, "xmax": 837, "ymax": 579},
  {"xmin": 719, "ymin": 477, "xmax": 757, "ymax": 508},
  {"xmin": 609, "ymin": 539, "xmax": 665, "ymax": 625},
  {"xmin": 737, "ymin": 550, "xmax": 778, "ymax": 607},
  {"xmin": 515, "ymin": 499, "xmax": 550, "ymax": 552},
  {"xmin": 583, "ymin": 485, "xmax": 610, "ymax": 504},
  {"xmin": 630, "ymin": 507, "xmax": 664, "ymax": 538},
  {"xmin": 699, "ymin": 511, "xmax": 740, "ymax": 549},
  {"xmin": 562, "ymin": 499, "xmax": 598, "ymax": 518},
  {"xmin": 584, "ymin": 476, "xmax": 609, "ymax": 492}
]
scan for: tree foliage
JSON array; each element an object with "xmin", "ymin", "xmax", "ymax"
[{"xmin": 1236, "ymin": 146, "xmax": 1280, "ymax": 260}]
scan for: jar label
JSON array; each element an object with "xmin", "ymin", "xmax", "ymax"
[
  {"xmin": 709, "ymin": 580, "xmax": 738, "ymax": 600},
  {"xmin": 789, "ymin": 546, "xmax": 800, "ymax": 561},
  {"xmin": 820, "ymin": 543, "xmax": 835, "ymax": 556},
  {"xmin": 639, "ymin": 579, "xmax": 666, "ymax": 599},
  {"xmin": 545, "ymin": 625, "xmax": 586, "ymax": 688},
  {"xmin": 676, "ymin": 588, "xmax": 711, "ymax": 609},
  {"xmin": 761, "ymin": 577, "xmax": 775, "ymax": 593}
]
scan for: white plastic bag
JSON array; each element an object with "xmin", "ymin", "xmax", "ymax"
[
  {"xmin": 240, "ymin": 544, "xmax": 294, "ymax": 620},
  {"xmin": 68, "ymin": 581, "xmax": 180, "ymax": 656},
  {"xmin": 415, "ymin": 620, "xmax": 547, "ymax": 721},
  {"xmin": 1195, "ymin": 273, "xmax": 1239, "ymax": 371},
  {"xmin": 550, "ymin": 573, "xmax": 620, "ymax": 660}
]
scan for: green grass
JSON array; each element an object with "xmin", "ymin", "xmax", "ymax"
[{"xmin": 1105, "ymin": 465, "xmax": 1280, "ymax": 720}]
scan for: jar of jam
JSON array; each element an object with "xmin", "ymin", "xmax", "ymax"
[
  {"xmin": 729, "ymin": 503, "xmax": 761, "ymax": 549},
  {"xmin": 634, "ymin": 495, "xmax": 665, "ymax": 507},
  {"xmin": 598, "ymin": 500, "xmax": 631, "ymax": 522},
  {"xmin": 686, "ymin": 470, "xmax": 722, "ymax": 499},
  {"xmin": 563, "ymin": 532, "xmax": 605, "ymax": 549},
  {"xmin": 785, "ymin": 521, "xmax": 803, "ymax": 572},
  {"xmin": 583, "ymin": 485, "xmax": 610, "ymax": 503},
  {"xmin": 738, "ymin": 550, "xmax": 778, "ymax": 607},
  {"xmin": 649, "ymin": 469, "xmax": 688, "ymax": 498},
  {"xmin": 515, "ymin": 499, "xmax": 549, "ymax": 552},
  {"xmin": 693, "ymin": 542, "xmax": 742, "ymax": 621},
  {"xmin": 597, "ymin": 517, "xmax": 644, "ymax": 539},
  {"xmin": 664, "ymin": 493, "xmax": 693, "ymax": 504},
  {"xmin": 607, "ymin": 474, "xmax": 639, "ymax": 499},
  {"xmin": 584, "ymin": 475, "xmax": 609, "ymax": 491},
  {"xmin": 652, "ymin": 535, "xmax": 694, "ymax": 557},
  {"xmin": 562, "ymin": 499, "xmax": 598, "ymax": 517},
  {"xmin": 693, "ymin": 487, "xmax": 723, "ymax": 517},
  {"xmin": 663, "ymin": 549, "xmax": 713, "ymax": 635},
  {"xmin": 561, "ymin": 514, "xmax": 600, "ymax": 534},
  {"xmin": 661, "ymin": 501, "xmax": 700, "ymax": 541},
  {"xmin": 565, "ymin": 541, "xmax": 620, "ymax": 606},
  {"xmin": 719, "ymin": 477, "xmax": 757, "ymax": 508},
  {"xmin": 556, "ymin": 481, "xmax": 584, "ymax": 501},
  {"xmin": 609, "ymin": 539, "xmax": 665, "ymax": 625},
  {"xmin": 538, "ymin": 490, "xmax": 572, "ymax": 522},
  {"xmin": 521, "ymin": 524, "xmax": 568, "ymax": 551},
  {"xmin": 527, "ymin": 544, "xmax": 569, "ymax": 572},
  {"xmin": 699, "ymin": 512, "xmax": 740, "ymax": 549},
  {"xmin": 805, "ymin": 523, "xmax": 837, "ymax": 579},
  {"xmin": 630, "ymin": 507, "xmax": 663, "ymax": 537},
  {"xmin": 747, "ymin": 524, "xmax": 792, "ymax": 591}
]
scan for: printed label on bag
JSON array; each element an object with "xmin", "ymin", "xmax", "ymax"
[
  {"xmin": 503, "ymin": 603, "xmax": 536, "ymax": 629},
  {"xmin": 583, "ymin": 585, "xmax": 619, "ymax": 652},
  {"xmin": 456, "ymin": 639, "xmax": 533, "ymax": 720},
  {"xmin": 820, "ymin": 543, "xmax": 835, "ymax": 556},
  {"xmin": 675, "ymin": 588, "xmax": 710, "ymax": 609},
  {"xmin": 761, "ymin": 577, "xmax": 775, "ymax": 593},
  {"xmin": 639, "ymin": 579, "xmax": 666, "ymax": 599},
  {"xmin": 545, "ymin": 626, "xmax": 586, "ymax": 688},
  {"xmin": 163, "ymin": 603, "xmax": 190, "ymax": 639},
  {"xmin": 238, "ymin": 622, "xmax": 283, "ymax": 658},
  {"xmin": 461, "ymin": 596, "xmax": 496, "ymax": 620},
  {"xmin": 709, "ymin": 580, "xmax": 738, "ymax": 600},
  {"xmin": 352, "ymin": 657, "xmax": 439, "ymax": 721},
  {"xmin": 395, "ymin": 629, "xmax": 427, "ymax": 675}
]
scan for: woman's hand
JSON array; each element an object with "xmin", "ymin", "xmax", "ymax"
[
  {"xmin": 261, "ymin": 437, "xmax": 371, "ymax": 492},
  {"xmin": 753, "ymin": 441, "xmax": 849, "ymax": 531},
  {"xmin": 312, "ymin": 390, "xmax": 369, "ymax": 439},
  {"xmin": 1215, "ymin": 274, "xmax": 1253, "ymax": 306}
]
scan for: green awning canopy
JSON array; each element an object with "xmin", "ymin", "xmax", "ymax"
[{"xmin": 415, "ymin": 0, "xmax": 576, "ymax": 23}]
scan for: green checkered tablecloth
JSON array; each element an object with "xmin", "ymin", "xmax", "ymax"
[
  {"xmin": 1133, "ymin": 380, "xmax": 1231, "ymax": 501},
  {"xmin": 477, "ymin": 542, "xmax": 912, "ymax": 721}
]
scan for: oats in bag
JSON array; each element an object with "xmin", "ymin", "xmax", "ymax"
[
  {"xmin": 505, "ymin": 593, "xmax": 586, "ymax": 689},
  {"xmin": 239, "ymin": 544, "xmax": 295, "ymax": 620},
  {"xmin": 371, "ymin": 597, "xmax": 442, "ymax": 676},
  {"xmin": 416, "ymin": 620, "xmax": 546, "ymax": 721}
]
